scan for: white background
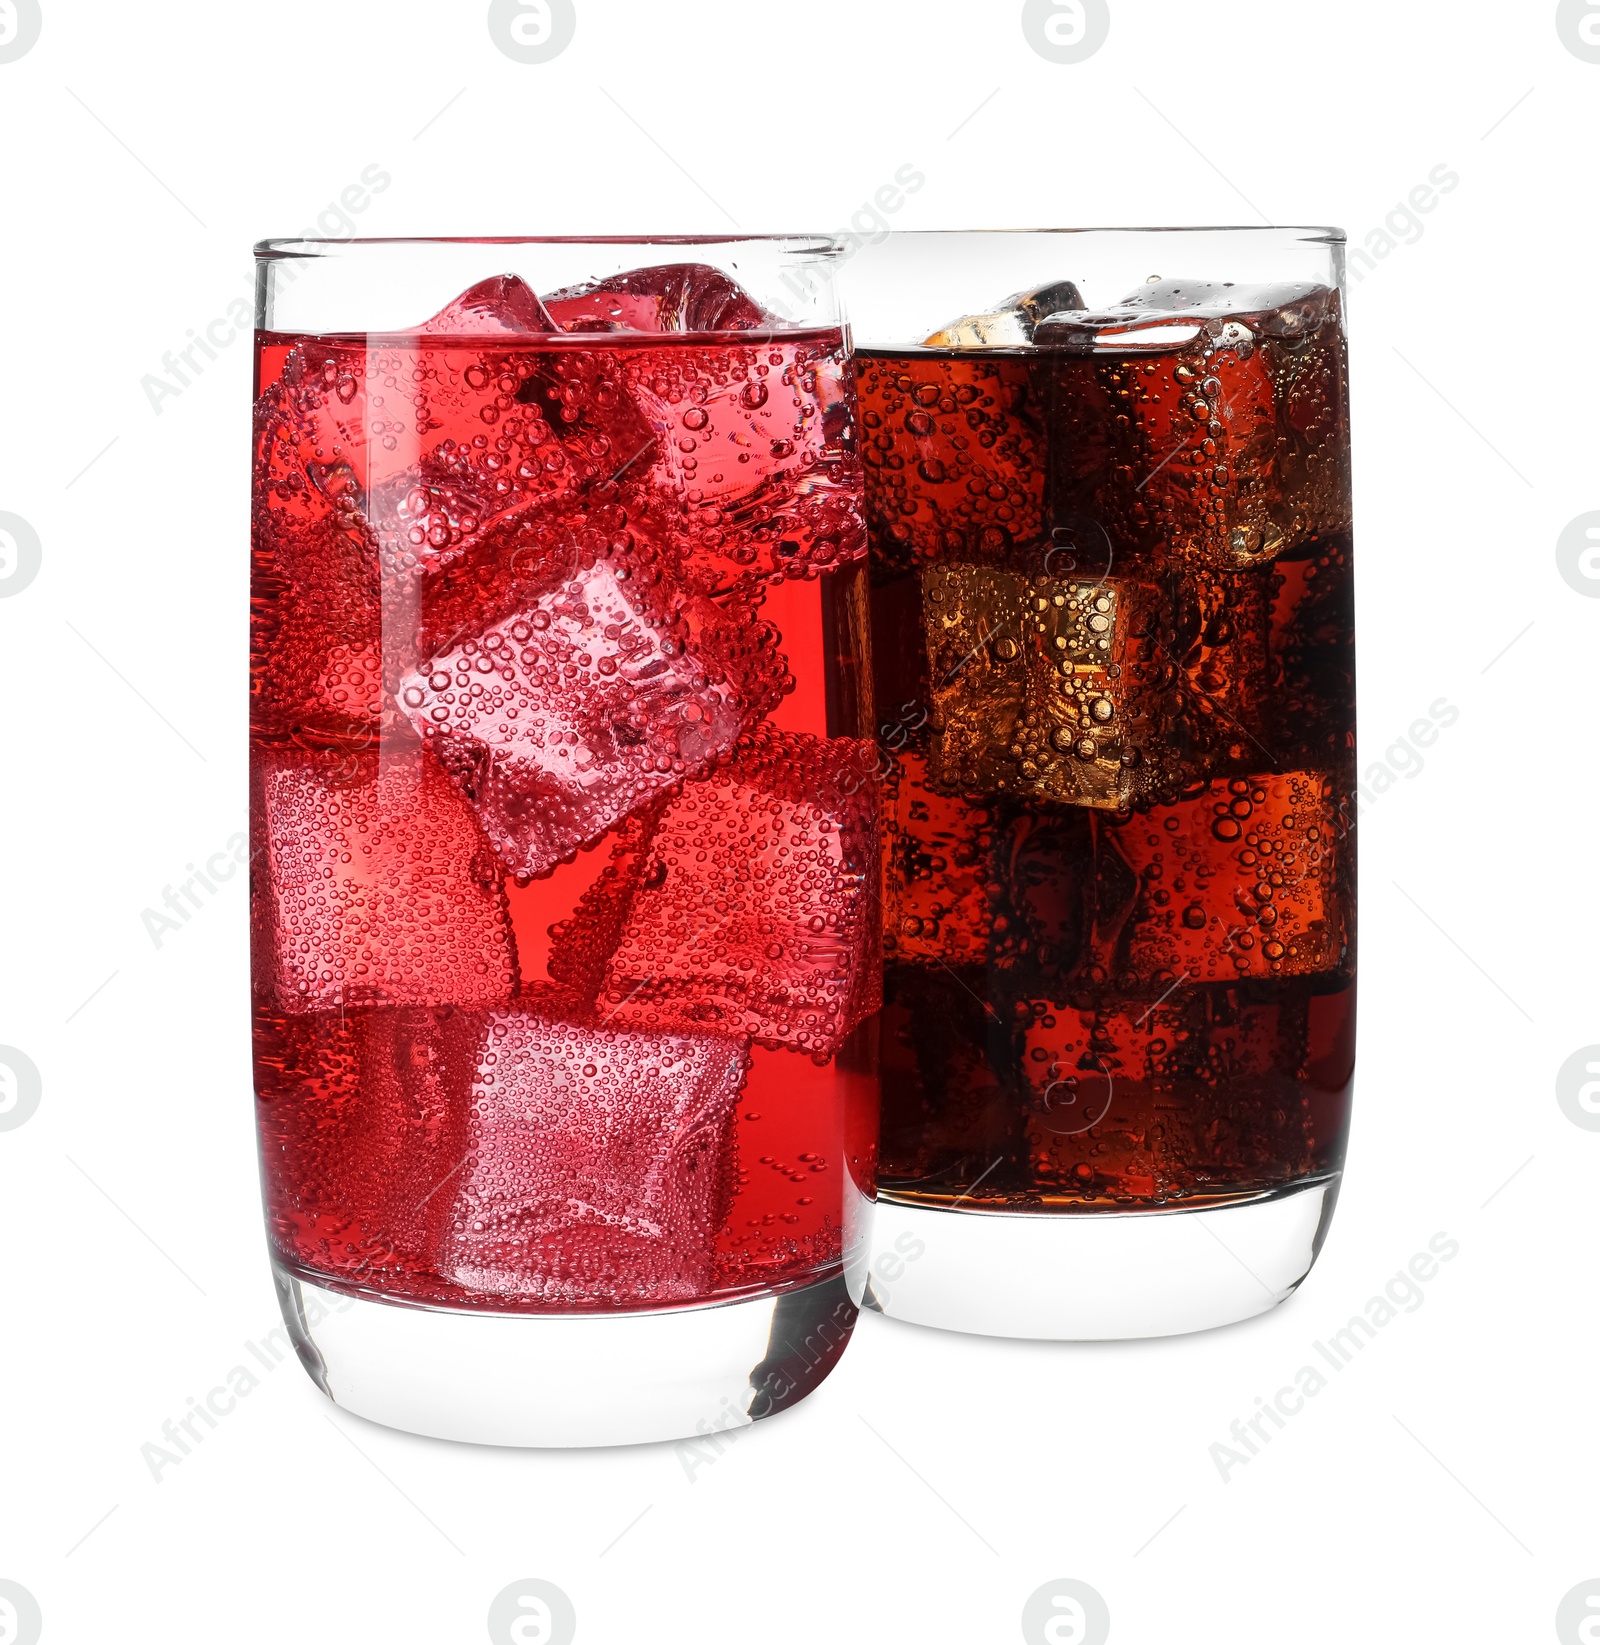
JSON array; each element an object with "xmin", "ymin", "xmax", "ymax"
[{"xmin": 0, "ymin": 2, "xmax": 1595, "ymax": 1641}]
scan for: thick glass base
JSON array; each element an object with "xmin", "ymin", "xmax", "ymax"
[
  {"xmin": 273, "ymin": 1264, "xmax": 859, "ymax": 1447},
  {"xmin": 862, "ymin": 1175, "xmax": 1339, "ymax": 1340}
]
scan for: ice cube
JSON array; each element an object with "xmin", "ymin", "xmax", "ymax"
[
  {"xmin": 254, "ymin": 1004, "xmax": 482, "ymax": 1287},
  {"xmin": 397, "ymin": 547, "xmax": 748, "ymax": 880},
  {"xmin": 439, "ymin": 1008, "xmax": 749, "ymax": 1304},
  {"xmin": 1114, "ymin": 277, "xmax": 1331, "ymax": 334},
  {"xmin": 1021, "ymin": 989, "xmax": 1315, "ymax": 1200},
  {"xmin": 858, "ymin": 351, "xmax": 1047, "ymax": 571},
  {"xmin": 920, "ymin": 563, "xmax": 1029, "ymax": 789},
  {"xmin": 674, "ymin": 584, "xmax": 795, "ymax": 721},
  {"xmin": 924, "ymin": 279, "xmax": 1087, "ymax": 347},
  {"xmin": 922, "ymin": 563, "xmax": 1187, "ymax": 808},
  {"xmin": 628, "ymin": 331, "xmax": 867, "ymax": 585},
  {"xmin": 1034, "ymin": 279, "xmax": 1332, "ymax": 349},
  {"xmin": 544, "ymin": 263, "xmax": 772, "ymax": 333},
  {"xmin": 417, "ymin": 274, "xmax": 556, "ymax": 336},
  {"xmin": 1035, "ymin": 283, "xmax": 1350, "ymax": 570},
  {"xmin": 596, "ymin": 729, "xmax": 882, "ymax": 1054},
  {"xmin": 415, "ymin": 486, "xmax": 639, "ymax": 655},
  {"xmin": 1090, "ymin": 771, "xmax": 1349, "ymax": 988},
  {"xmin": 251, "ymin": 748, "xmax": 518, "ymax": 1012},
  {"xmin": 881, "ymin": 750, "xmax": 995, "ymax": 967},
  {"xmin": 1171, "ymin": 563, "xmax": 1275, "ymax": 773},
  {"xmin": 255, "ymin": 306, "xmax": 658, "ymax": 604},
  {"xmin": 254, "ymin": 340, "xmax": 379, "ymax": 532},
  {"xmin": 366, "ymin": 344, "xmax": 658, "ymax": 588}
]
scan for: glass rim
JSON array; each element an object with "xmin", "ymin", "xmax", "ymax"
[
  {"xmin": 256, "ymin": 225, "xmax": 1345, "ymax": 256},
  {"xmin": 253, "ymin": 234, "xmax": 846, "ymax": 258},
  {"xmin": 850, "ymin": 225, "xmax": 1346, "ymax": 242}
]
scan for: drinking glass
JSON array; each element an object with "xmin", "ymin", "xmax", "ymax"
[
  {"xmin": 250, "ymin": 237, "xmax": 878, "ymax": 1443},
  {"xmin": 842, "ymin": 228, "xmax": 1355, "ymax": 1338}
]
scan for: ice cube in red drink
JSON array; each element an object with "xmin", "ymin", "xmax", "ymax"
[
  {"xmin": 251, "ymin": 748, "xmax": 517, "ymax": 1012},
  {"xmin": 440, "ymin": 1008, "xmax": 749, "ymax": 1304},
  {"xmin": 629, "ymin": 331, "xmax": 867, "ymax": 586},
  {"xmin": 544, "ymin": 262, "xmax": 771, "ymax": 334},
  {"xmin": 366, "ymin": 343, "xmax": 657, "ymax": 588},
  {"xmin": 419, "ymin": 273, "xmax": 556, "ymax": 337},
  {"xmin": 596, "ymin": 728, "xmax": 881, "ymax": 1054},
  {"xmin": 397, "ymin": 544, "xmax": 755, "ymax": 880},
  {"xmin": 250, "ymin": 510, "xmax": 385, "ymax": 750}
]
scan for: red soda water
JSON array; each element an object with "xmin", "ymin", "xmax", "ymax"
[{"xmin": 251, "ymin": 270, "xmax": 878, "ymax": 1311}]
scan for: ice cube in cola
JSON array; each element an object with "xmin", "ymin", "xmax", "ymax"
[
  {"xmin": 923, "ymin": 279, "xmax": 1087, "ymax": 348},
  {"xmin": 252, "ymin": 262, "xmax": 875, "ymax": 1310},
  {"xmin": 864, "ymin": 264, "xmax": 1354, "ymax": 1210},
  {"xmin": 1034, "ymin": 279, "xmax": 1351, "ymax": 570},
  {"xmin": 880, "ymin": 750, "xmax": 994, "ymax": 968},
  {"xmin": 859, "ymin": 350, "xmax": 1048, "ymax": 574}
]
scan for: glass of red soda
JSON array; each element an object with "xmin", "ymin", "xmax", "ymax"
[{"xmin": 250, "ymin": 237, "xmax": 878, "ymax": 1445}]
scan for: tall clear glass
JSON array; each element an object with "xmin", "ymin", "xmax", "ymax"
[
  {"xmin": 250, "ymin": 238, "xmax": 878, "ymax": 1443},
  {"xmin": 842, "ymin": 229, "xmax": 1355, "ymax": 1339}
]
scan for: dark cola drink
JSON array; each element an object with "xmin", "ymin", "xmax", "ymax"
[{"xmin": 861, "ymin": 273, "xmax": 1355, "ymax": 1215}]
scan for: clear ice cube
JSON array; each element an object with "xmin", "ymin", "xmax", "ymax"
[
  {"xmin": 924, "ymin": 278, "xmax": 1087, "ymax": 347},
  {"xmin": 252, "ymin": 749, "xmax": 518, "ymax": 1012},
  {"xmin": 397, "ymin": 549, "xmax": 747, "ymax": 880},
  {"xmin": 440, "ymin": 1008, "xmax": 749, "ymax": 1304},
  {"xmin": 418, "ymin": 274, "xmax": 556, "ymax": 336},
  {"xmin": 596, "ymin": 729, "xmax": 882, "ymax": 1054},
  {"xmin": 544, "ymin": 263, "xmax": 771, "ymax": 334}
]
